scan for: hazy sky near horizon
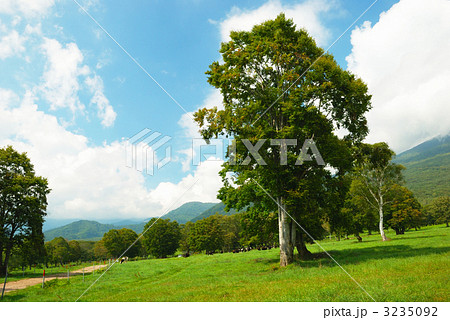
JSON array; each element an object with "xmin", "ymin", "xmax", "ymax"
[{"xmin": 1, "ymin": 0, "xmax": 449, "ymax": 220}]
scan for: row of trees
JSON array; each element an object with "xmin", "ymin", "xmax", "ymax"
[{"xmin": 8, "ymin": 190, "xmax": 447, "ymax": 269}]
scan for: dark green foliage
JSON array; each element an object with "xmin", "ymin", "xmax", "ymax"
[
  {"xmin": 77, "ymin": 240, "xmax": 96, "ymax": 260},
  {"xmin": 142, "ymin": 219, "xmax": 181, "ymax": 258},
  {"xmin": 426, "ymin": 196, "xmax": 450, "ymax": 227},
  {"xmin": 93, "ymin": 240, "xmax": 109, "ymax": 260},
  {"xmin": 385, "ymin": 184, "xmax": 425, "ymax": 234},
  {"xmin": 0, "ymin": 146, "xmax": 50, "ymax": 275},
  {"xmin": 45, "ymin": 237, "xmax": 71, "ymax": 266},
  {"xmin": 102, "ymin": 228, "xmax": 141, "ymax": 258},
  {"xmin": 240, "ymin": 208, "xmax": 278, "ymax": 247},
  {"xmin": 186, "ymin": 214, "xmax": 242, "ymax": 253}
]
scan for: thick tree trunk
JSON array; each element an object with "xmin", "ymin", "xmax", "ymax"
[
  {"xmin": 278, "ymin": 197, "xmax": 293, "ymax": 266},
  {"xmin": 355, "ymin": 233, "xmax": 362, "ymax": 242},
  {"xmin": 1, "ymin": 244, "xmax": 12, "ymax": 277},
  {"xmin": 296, "ymin": 232, "xmax": 313, "ymax": 260}
]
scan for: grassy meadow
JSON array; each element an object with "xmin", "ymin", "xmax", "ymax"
[{"xmin": 2, "ymin": 225, "xmax": 449, "ymax": 302}]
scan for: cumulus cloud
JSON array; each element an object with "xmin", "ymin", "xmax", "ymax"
[
  {"xmin": 40, "ymin": 38, "xmax": 89, "ymax": 113},
  {"xmin": 216, "ymin": 0, "xmax": 336, "ymax": 46},
  {"xmin": 0, "ymin": 0, "xmax": 55, "ymax": 18},
  {"xmin": 85, "ymin": 75, "xmax": 117, "ymax": 127},
  {"xmin": 40, "ymin": 37, "xmax": 117, "ymax": 126},
  {"xmin": 0, "ymin": 29, "xmax": 26, "ymax": 59},
  {"xmin": 177, "ymin": 89, "xmax": 224, "ymax": 171},
  {"xmin": 0, "ymin": 90, "xmax": 221, "ymax": 220},
  {"xmin": 346, "ymin": 0, "xmax": 450, "ymax": 152}
]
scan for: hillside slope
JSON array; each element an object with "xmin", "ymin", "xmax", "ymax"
[
  {"xmin": 395, "ymin": 135, "xmax": 450, "ymax": 205},
  {"xmin": 163, "ymin": 201, "xmax": 217, "ymax": 224},
  {"xmin": 44, "ymin": 220, "xmax": 115, "ymax": 241},
  {"xmin": 190, "ymin": 202, "xmax": 241, "ymax": 222}
]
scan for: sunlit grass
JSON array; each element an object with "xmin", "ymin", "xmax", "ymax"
[{"xmin": 2, "ymin": 225, "xmax": 449, "ymax": 302}]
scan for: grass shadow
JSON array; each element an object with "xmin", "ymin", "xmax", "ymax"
[
  {"xmin": 0, "ymin": 293, "xmax": 27, "ymax": 302},
  {"xmin": 293, "ymin": 244, "xmax": 450, "ymax": 269}
]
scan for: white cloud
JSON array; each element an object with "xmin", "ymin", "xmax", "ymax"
[
  {"xmin": 149, "ymin": 158, "xmax": 223, "ymax": 213},
  {"xmin": 0, "ymin": 90, "xmax": 222, "ymax": 220},
  {"xmin": 39, "ymin": 37, "xmax": 117, "ymax": 126},
  {"xmin": 177, "ymin": 89, "xmax": 224, "ymax": 172},
  {"xmin": 0, "ymin": 0, "xmax": 55, "ymax": 18},
  {"xmin": 346, "ymin": 0, "xmax": 450, "ymax": 152},
  {"xmin": 85, "ymin": 75, "xmax": 117, "ymax": 127},
  {"xmin": 216, "ymin": 0, "xmax": 335, "ymax": 46},
  {"xmin": 178, "ymin": 89, "xmax": 223, "ymax": 139},
  {"xmin": 40, "ymin": 38, "xmax": 89, "ymax": 114},
  {"xmin": 0, "ymin": 29, "xmax": 26, "ymax": 59}
]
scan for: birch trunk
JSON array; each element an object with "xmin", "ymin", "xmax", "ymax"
[{"xmin": 379, "ymin": 194, "xmax": 387, "ymax": 241}]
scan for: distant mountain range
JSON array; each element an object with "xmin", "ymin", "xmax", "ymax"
[
  {"xmin": 190, "ymin": 202, "xmax": 240, "ymax": 222},
  {"xmin": 44, "ymin": 201, "xmax": 220, "ymax": 241},
  {"xmin": 395, "ymin": 135, "xmax": 450, "ymax": 205},
  {"xmin": 44, "ymin": 220, "xmax": 116, "ymax": 241}
]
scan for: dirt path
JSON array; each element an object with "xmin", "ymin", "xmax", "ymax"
[{"xmin": 2, "ymin": 264, "xmax": 108, "ymax": 293}]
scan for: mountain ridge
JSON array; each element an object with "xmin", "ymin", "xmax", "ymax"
[
  {"xmin": 395, "ymin": 135, "xmax": 450, "ymax": 204},
  {"xmin": 44, "ymin": 201, "xmax": 218, "ymax": 241}
]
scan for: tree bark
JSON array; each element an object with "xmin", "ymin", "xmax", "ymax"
[
  {"xmin": 1, "ymin": 243, "xmax": 12, "ymax": 277},
  {"xmin": 278, "ymin": 197, "xmax": 293, "ymax": 266},
  {"xmin": 379, "ymin": 194, "xmax": 387, "ymax": 241},
  {"xmin": 296, "ymin": 232, "xmax": 313, "ymax": 260}
]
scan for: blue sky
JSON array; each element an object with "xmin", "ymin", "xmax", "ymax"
[{"xmin": 1, "ymin": 0, "xmax": 449, "ymax": 220}]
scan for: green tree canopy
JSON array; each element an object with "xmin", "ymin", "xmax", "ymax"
[
  {"xmin": 427, "ymin": 196, "xmax": 450, "ymax": 227},
  {"xmin": 0, "ymin": 146, "xmax": 50, "ymax": 275},
  {"xmin": 45, "ymin": 237, "xmax": 71, "ymax": 266},
  {"xmin": 102, "ymin": 228, "xmax": 141, "ymax": 258},
  {"xmin": 385, "ymin": 184, "xmax": 424, "ymax": 234},
  {"xmin": 142, "ymin": 219, "xmax": 181, "ymax": 258}
]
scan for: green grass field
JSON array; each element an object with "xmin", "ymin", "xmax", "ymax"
[{"xmin": 2, "ymin": 225, "xmax": 449, "ymax": 302}]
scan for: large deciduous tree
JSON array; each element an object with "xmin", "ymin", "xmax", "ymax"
[
  {"xmin": 0, "ymin": 146, "xmax": 50, "ymax": 275},
  {"xmin": 194, "ymin": 15, "xmax": 371, "ymax": 266},
  {"xmin": 385, "ymin": 184, "xmax": 424, "ymax": 234},
  {"xmin": 143, "ymin": 218, "xmax": 181, "ymax": 258},
  {"xmin": 102, "ymin": 228, "xmax": 141, "ymax": 258}
]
